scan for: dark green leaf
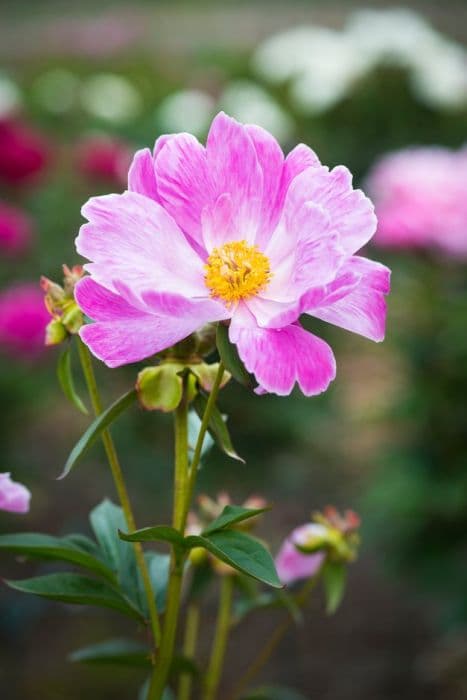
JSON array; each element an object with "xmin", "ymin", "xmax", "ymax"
[
  {"xmin": 216, "ymin": 323, "xmax": 252, "ymax": 386},
  {"xmin": 70, "ymin": 638, "xmax": 151, "ymax": 667},
  {"xmin": 322, "ymin": 561, "xmax": 347, "ymax": 614},
  {"xmin": 119, "ymin": 525, "xmax": 185, "ymax": 550},
  {"xmin": 139, "ymin": 681, "xmax": 173, "ymax": 700},
  {"xmin": 185, "ymin": 530, "xmax": 281, "ymax": 588},
  {"xmin": 59, "ymin": 389, "xmax": 137, "ymax": 479},
  {"xmin": 170, "ymin": 654, "xmax": 199, "ymax": 678},
  {"xmin": 188, "ymin": 410, "xmax": 214, "ymax": 459},
  {"xmin": 146, "ymin": 551, "xmax": 170, "ymax": 613},
  {"xmin": 57, "ymin": 346, "xmax": 88, "ymax": 415},
  {"xmin": 194, "ymin": 394, "xmax": 244, "ymax": 463},
  {"xmin": 202, "ymin": 504, "xmax": 269, "ymax": 535},
  {"xmin": 0, "ymin": 533, "xmax": 115, "ymax": 583},
  {"xmin": 242, "ymin": 686, "xmax": 309, "ymax": 700},
  {"xmin": 5, "ymin": 573, "xmax": 144, "ymax": 622}
]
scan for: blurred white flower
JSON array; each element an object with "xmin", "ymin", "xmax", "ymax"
[
  {"xmin": 219, "ymin": 80, "xmax": 294, "ymax": 142},
  {"xmin": 252, "ymin": 26, "xmax": 368, "ymax": 114},
  {"xmin": 0, "ymin": 74, "xmax": 21, "ymax": 118},
  {"xmin": 81, "ymin": 73, "xmax": 142, "ymax": 123},
  {"xmin": 156, "ymin": 89, "xmax": 215, "ymax": 138},
  {"xmin": 411, "ymin": 41, "xmax": 467, "ymax": 110},
  {"xmin": 33, "ymin": 69, "xmax": 79, "ymax": 114}
]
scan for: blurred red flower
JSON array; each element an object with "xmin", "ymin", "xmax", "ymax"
[
  {"xmin": 0, "ymin": 118, "xmax": 51, "ymax": 185},
  {"xmin": 0, "ymin": 201, "xmax": 33, "ymax": 257},
  {"xmin": 75, "ymin": 135, "xmax": 131, "ymax": 187}
]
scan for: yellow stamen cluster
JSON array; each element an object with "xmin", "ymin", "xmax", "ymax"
[{"xmin": 204, "ymin": 240, "xmax": 271, "ymax": 306}]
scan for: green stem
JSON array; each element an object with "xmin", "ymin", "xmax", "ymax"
[
  {"xmin": 76, "ymin": 338, "xmax": 161, "ymax": 650},
  {"xmin": 178, "ymin": 603, "xmax": 200, "ymax": 700},
  {"xmin": 181, "ymin": 361, "xmax": 225, "ymax": 532},
  {"xmin": 148, "ymin": 395, "xmax": 190, "ymax": 699},
  {"xmin": 228, "ymin": 574, "xmax": 320, "ymax": 700},
  {"xmin": 204, "ymin": 575, "xmax": 234, "ymax": 700}
]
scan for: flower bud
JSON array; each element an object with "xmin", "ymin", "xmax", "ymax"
[
  {"xmin": 41, "ymin": 265, "xmax": 85, "ymax": 344},
  {"xmin": 45, "ymin": 318, "xmax": 68, "ymax": 346}
]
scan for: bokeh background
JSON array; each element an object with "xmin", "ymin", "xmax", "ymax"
[{"xmin": 1, "ymin": 1, "xmax": 467, "ymax": 698}]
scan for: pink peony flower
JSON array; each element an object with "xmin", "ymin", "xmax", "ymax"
[
  {"xmin": 0, "ymin": 201, "xmax": 33, "ymax": 256},
  {"xmin": 367, "ymin": 146, "xmax": 467, "ymax": 255},
  {"xmin": 75, "ymin": 112, "xmax": 390, "ymax": 396},
  {"xmin": 0, "ymin": 473, "xmax": 31, "ymax": 513},
  {"xmin": 0, "ymin": 283, "xmax": 49, "ymax": 359},
  {"xmin": 75, "ymin": 135, "xmax": 131, "ymax": 186},
  {"xmin": 275, "ymin": 523, "xmax": 326, "ymax": 585},
  {"xmin": 0, "ymin": 118, "xmax": 51, "ymax": 185}
]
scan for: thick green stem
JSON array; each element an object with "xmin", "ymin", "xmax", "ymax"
[
  {"xmin": 181, "ymin": 361, "xmax": 225, "ymax": 532},
  {"xmin": 178, "ymin": 603, "xmax": 200, "ymax": 700},
  {"xmin": 148, "ymin": 396, "xmax": 190, "ymax": 699},
  {"xmin": 204, "ymin": 575, "xmax": 234, "ymax": 700},
  {"xmin": 228, "ymin": 574, "xmax": 320, "ymax": 700},
  {"xmin": 76, "ymin": 338, "xmax": 161, "ymax": 650}
]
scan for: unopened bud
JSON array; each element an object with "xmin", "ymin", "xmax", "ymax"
[{"xmin": 45, "ymin": 319, "xmax": 67, "ymax": 346}]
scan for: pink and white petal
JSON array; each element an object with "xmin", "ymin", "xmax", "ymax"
[
  {"xmin": 77, "ymin": 191, "xmax": 206, "ymax": 298},
  {"xmin": 245, "ymin": 124, "xmax": 284, "ymax": 248},
  {"xmin": 154, "ymin": 133, "xmax": 212, "ymax": 249},
  {"xmin": 306, "ymin": 256, "xmax": 391, "ymax": 342},
  {"xmin": 206, "ymin": 112, "xmax": 263, "ymax": 245},
  {"xmin": 244, "ymin": 295, "xmax": 299, "ymax": 329},
  {"xmin": 201, "ymin": 193, "xmax": 236, "ymax": 251},
  {"xmin": 127, "ymin": 148, "xmax": 159, "ymax": 201},
  {"xmin": 75, "ymin": 277, "xmax": 150, "ymax": 321},
  {"xmin": 80, "ymin": 314, "xmax": 203, "ymax": 368},
  {"xmin": 230, "ymin": 322, "xmax": 336, "ymax": 396},
  {"xmin": 141, "ymin": 289, "xmax": 229, "ymax": 323}
]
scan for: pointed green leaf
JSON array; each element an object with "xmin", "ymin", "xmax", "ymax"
[
  {"xmin": 57, "ymin": 346, "xmax": 88, "ymax": 415},
  {"xmin": 70, "ymin": 638, "xmax": 151, "ymax": 668},
  {"xmin": 0, "ymin": 533, "xmax": 115, "ymax": 583},
  {"xmin": 216, "ymin": 323, "xmax": 252, "ymax": 386},
  {"xmin": 145, "ymin": 551, "xmax": 170, "ymax": 613},
  {"xmin": 194, "ymin": 394, "xmax": 244, "ymax": 463},
  {"xmin": 59, "ymin": 389, "xmax": 137, "ymax": 479},
  {"xmin": 202, "ymin": 504, "xmax": 270, "ymax": 535},
  {"xmin": 322, "ymin": 561, "xmax": 347, "ymax": 614},
  {"xmin": 185, "ymin": 530, "xmax": 281, "ymax": 588},
  {"xmin": 5, "ymin": 573, "xmax": 145, "ymax": 622},
  {"xmin": 119, "ymin": 525, "xmax": 184, "ymax": 550}
]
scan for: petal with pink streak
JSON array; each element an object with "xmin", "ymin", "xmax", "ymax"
[
  {"xmin": 305, "ymin": 256, "xmax": 391, "ymax": 342},
  {"xmin": 154, "ymin": 133, "xmax": 212, "ymax": 249},
  {"xmin": 205, "ymin": 112, "xmax": 263, "ymax": 247},
  {"xmin": 230, "ymin": 321, "xmax": 336, "ymax": 396},
  {"xmin": 283, "ymin": 165, "xmax": 376, "ymax": 256},
  {"xmin": 201, "ymin": 193, "xmax": 236, "ymax": 251},
  {"xmin": 0, "ymin": 472, "xmax": 31, "ymax": 514},
  {"xmin": 76, "ymin": 191, "xmax": 206, "ymax": 298},
  {"xmin": 127, "ymin": 148, "xmax": 159, "ymax": 201},
  {"xmin": 275, "ymin": 524, "xmax": 325, "ymax": 585}
]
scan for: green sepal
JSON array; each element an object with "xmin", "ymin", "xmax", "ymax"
[
  {"xmin": 216, "ymin": 323, "xmax": 252, "ymax": 386},
  {"xmin": 69, "ymin": 638, "xmax": 151, "ymax": 668},
  {"xmin": 322, "ymin": 560, "xmax": 347, "ymax": 614},
  {"xmin": 137, "ymin": 364, "xmax": 183, "ymax": 412},
  {"xmin": 57, "ymin": 345, "xmax": 88, "ymax": 415},
  {"xmin": 59, "ymin": 388, "xmax": 137, "ymax": 479},
  {"xmin": 5, "ymin": 573, "xmax": 145, "ymax": 622},
  {"xmin": 193, "ymin": 393, "xmax": 244, "ymax": 463},
  {"xmin": 202, "ymin": 504, "xmax": 270, "ymax": 535}
]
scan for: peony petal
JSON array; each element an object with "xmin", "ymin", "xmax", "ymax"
[
  {"xmin": 127, "ymin": 148, "xmax": 159, "ymax": 200},
  {"xmin": 230, "ymin": 321, "xmax": 336, "ymax": 396},
  {"xmin": 154, "ymin": 133, "xmax": 211, "ymax": 249},
  {"xmin": 275, "ymin": 524, "xmax": 325, "ymax": 585},
  {"xmin": 205, "ymin": 112, "xmax": 263, "ymax": 247},
  {"xmin": 0, "ymin": 472, "xmax": 31, "ymax": 514},
  {"xmin": 76, "ymin": 191, "xmax": 206, "ymax": 299},
  {"xmin": 305, "ymin": 256, "xmax": 391, "ymax": 342},
  {"xmin": 75, "ymin": 276, "xmax": 152, "ymax": 320}
]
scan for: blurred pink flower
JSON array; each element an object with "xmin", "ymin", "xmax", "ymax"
[
  {"xmin": 0, "ymin": 283, "xmax": 49, "ymax": 359},
  {"xmin": 0, "ymin": 473, "xmax": 31, "ymax": 513},
  {"xmin": 75, "ymin": 112, "xmax": 390, "ymax": 396},
  {"xmin": 0, "ymin": 201, "xmax": 33, "ymax": 256},
  {"xmin": 0, "ymin": 118, "xmax": 51, "ymax": 186},
  {"xmin": 275, "ymin": 523, "xmax": 326, "ymax": 585},
  {"xmin": 75, "ymin": 135, "xmax": 131, "ymax": 186},
  {"xmin": 367, "ymin": 146, "xmax": 467, "ymax": 255}
]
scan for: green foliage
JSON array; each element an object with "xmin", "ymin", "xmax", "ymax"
[
  {"xmin": 57, "ymin": 345, "xmax": 88, "ymax": 415},
  {"xmin": 216, "ymin": 323, "xmax": 252, "ymax": 387},
  {"xmin": 193, "ymin": 393, "xmax": 244, "ymax": 463},
  {"xmin": 202, "ymin": 504, "xmax": 270, "ymax": 535},
  {"xmin": 242, "ymin": 686, "xmax": 309, "ymax": 700},
  {"xmin": 322, "ymin": 561, "xmax": 347, "ymax": 615},
  {"xmin": 70, "ymin": 638, "xmax": 151, "ymax": 668}
]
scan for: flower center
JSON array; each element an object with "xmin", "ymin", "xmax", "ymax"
[{"xmin": 204, "ymin": 240, "xmax": 271, "ymax": 306}]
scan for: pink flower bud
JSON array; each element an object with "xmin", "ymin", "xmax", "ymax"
[
  {"xmin": 275, "ymin": 523, "xmax": 326, "ymax": 585},
  {"xmin": 0, "ymin": 201, "xmax": 33, "ymax": 257},
  {"xmin": 0, "ymin": 472, "xmax": 31, "ymax": 513}
]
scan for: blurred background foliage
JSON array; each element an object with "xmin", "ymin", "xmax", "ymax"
[{"xmin": 1, "ymin": 1, "xmax": 467, "ymax": 699}]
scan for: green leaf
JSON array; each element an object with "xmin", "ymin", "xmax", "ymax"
[
  {"xmin": 146, "ymin": 551, "xmax": 170, "ymax": 612},
  {"xmin": 59, "ymin": 389, "xmax": 137, "ymax": 479},
  {"xmin": 70, "ymin": 638, "xmax": 151, "ymax": 668},
  {"xmin": 170, "ymin": 654, "xmax": 199, "ymax": 678},
  {"xmin": 139, "ymin": 681, "xmax": 173, "ymax": 700},
  {"xmin": 242, "ymin": 686, "xmax": 309, "ymax": 700},
  {"xmin": 216, "ymin": 323, "xmax": 252, "ymax": 386},
  {"xmin": 119, "ymin": 525, "xmax": 185, "ymax": 550},
  {"xmin": 57, "ymin": 346, "xmax": 88, "ymax": 415},
  {"xmin": 194, "ymin": 394, "xmax": 244, "ymax": 463},
  {"xmin": 188, "ymin": 410, "xmax": 214, "ymax": 459},
  {"xmin": 185, "ymin": 530, "xmax": 281, "ymax": 588},
  {"xmin": 0, "ymin": 533, "xmax": 115, "ymax": 583},
  {"xmin": 5, "ymin": 573, "xmax": 144, "ymax": 622},
  {"xmin": 322, "ymin": 561, "xmax": 347, "ymax": 614},
  {"xmin": 202, "ymin": 504, "xmax": 269, "ymax": 535}
]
